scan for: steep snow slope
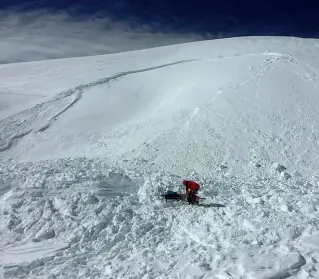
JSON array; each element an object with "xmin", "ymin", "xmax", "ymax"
[
  {"xmin": 1, "ymin": 37, "xmax": 319, "ymax": 278},
  {"xmin": 1, "ymin": 37, "xmax": 319, "ymax": 178}
]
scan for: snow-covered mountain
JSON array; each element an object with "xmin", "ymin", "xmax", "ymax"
[{"xmin": 1, "ymin": 37, "xmax": 319, "ymax": 278}]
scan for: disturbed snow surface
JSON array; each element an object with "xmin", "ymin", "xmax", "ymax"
[
  {"xmin": 1, "ymin": 37, "xmax": 319, "ymax": 278},
  {"xmin": 1, "ymin": 158, "xmax": 319, "ymax": 279}
]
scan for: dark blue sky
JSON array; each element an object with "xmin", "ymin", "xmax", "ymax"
[
  {"xmin": 2, "ymin": 0, "xmax": 319, "ymax": 38},
  {"xmin": 1, "ymin": 0, "xmax": 319, "ymax": 63}
]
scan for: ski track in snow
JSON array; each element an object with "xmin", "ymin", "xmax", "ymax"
[
  {"xmin": 0, "ymin": 51, "xmax": 309, "ymax": 155},
  {"xmin": 0, "ymin": 130, "xmax": 32, "ymax": 152},
  {"xmin": 0, "ymin": 59, "xmax": 195, "ymax": 152},
  {"xmin": 185, "ymin": 107, "xmax": 199, "ymax": 127}
]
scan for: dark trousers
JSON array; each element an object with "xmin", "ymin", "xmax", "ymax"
[{"xmin": 187, "ymin": 189, "xmax": 198, "ymax": 204}]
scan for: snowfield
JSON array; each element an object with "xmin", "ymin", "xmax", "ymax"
[{"xmin": 1, "ymin": 37, "xmax": 319, "ymax": 278}]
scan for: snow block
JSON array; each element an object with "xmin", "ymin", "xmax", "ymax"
[{"xmin": 34, "ymin": 228, "xmax": 56, "ymax": 242}]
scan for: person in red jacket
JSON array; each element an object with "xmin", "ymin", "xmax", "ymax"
[{"xmin": 182, "ymin": 180, "xmax": 200, "ymax": 204}]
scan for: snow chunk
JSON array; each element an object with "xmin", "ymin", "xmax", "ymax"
[
  {"xmin": 34, "ymin": 227, "xmax": 56, "ymax": 242},
  {"xmin": 240, "ymin": 252, "xmax": 305, "ymax": 279},
  {"xmin": 255, "ymin": 163, "xmax": 262, "ymax": 168},
  {"xmin": 281, "ymin": 171, "xmax": 292, "ymax": 180},
  {"xmin": 273, "ymin": 163, "xmax": 287, "ymax": 173},
  {"xmin": 242, "ymin": 219, "xmax": 256, "ymax": 232},
  {"xmin": 83, "ymin": 194, "xmax": 99, "ymax": 205}
]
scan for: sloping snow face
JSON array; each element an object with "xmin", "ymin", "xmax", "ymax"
[{"xmin": 1, "ymin": 37, "xmax": 319, "ymax": 278}]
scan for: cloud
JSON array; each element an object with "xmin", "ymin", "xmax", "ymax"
[{"xmin": 0, "ymin": 10, "xmax": 210, "ymax": 64}]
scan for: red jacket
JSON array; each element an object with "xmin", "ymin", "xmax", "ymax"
[{"xmin": 183, "ymin": 180, "xmax": 200, "ymax": 194}]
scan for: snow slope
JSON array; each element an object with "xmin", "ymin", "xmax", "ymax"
[{"xmin": 1, "ymin": 37, "xmax": 319, "ymax": 278}]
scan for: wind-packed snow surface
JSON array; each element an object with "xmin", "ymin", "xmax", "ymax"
[{"xmin": 1, "ymin": 37, "xmax": 319, "ymax": 278}]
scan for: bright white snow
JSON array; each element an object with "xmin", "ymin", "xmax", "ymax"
[{"xmin": 1, "ymin": 37, "xmax": 319, "ymax": 278}]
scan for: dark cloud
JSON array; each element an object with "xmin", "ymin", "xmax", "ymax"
[
  {"xmin": 0, "ymin": 10, "xmax": 208, "ymax": 64},
  {"xmin": 1, "ymin": 1, "xmax": 319, "ymax": 64}
]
